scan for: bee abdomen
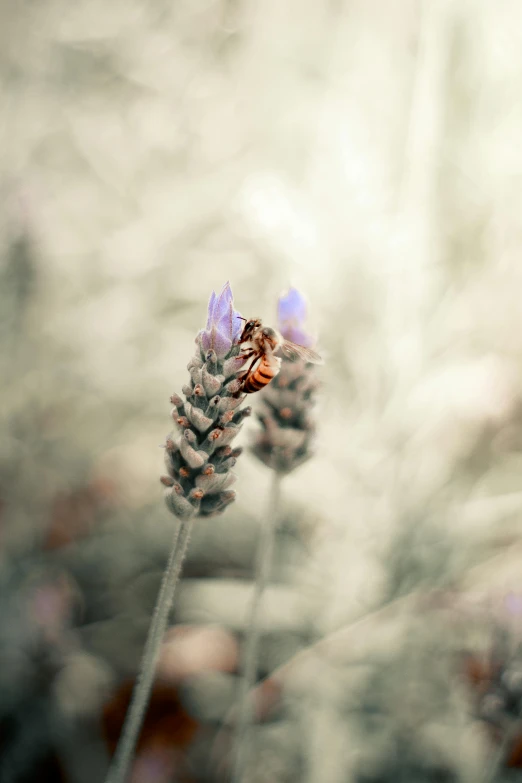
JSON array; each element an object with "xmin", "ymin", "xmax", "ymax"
[
  {"xmin": 243, "ymin": 359, "xmax": 278, "ymax": 393},
  {"xmin": 243, "ymin": 377, "xmax": 266, "ymax": 393}
]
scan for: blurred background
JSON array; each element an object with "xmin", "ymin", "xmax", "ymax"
[{"xmin": 3, "ymin": 0, "xmax": 522, "ymax": 780}]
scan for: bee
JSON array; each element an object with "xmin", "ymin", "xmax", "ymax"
[{"xmin": 237, "ymin": 317, "xmax": 322, "ymax": 393}]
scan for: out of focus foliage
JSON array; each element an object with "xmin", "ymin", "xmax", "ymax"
[{"xmin": 2, "ymin": 0, "xmax": 522, "ymax": 781}]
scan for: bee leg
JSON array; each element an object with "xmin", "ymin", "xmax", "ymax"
[{"xmin": 239, "ymin": 354, "xmax": 260, "ymax": 386}]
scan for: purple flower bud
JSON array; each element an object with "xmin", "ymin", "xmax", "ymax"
[
  {"xmin": 505, "ymin": 591, "xmax": 522, "ymax": 616},
  {"xmin": 197, "ymin": 282, "xmax": 244, "ymax": 359},
  {"xmin": 277, "ymin": 287, "xmax": 314, "ymax": 348}
]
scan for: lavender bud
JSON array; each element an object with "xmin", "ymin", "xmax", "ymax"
[
  {"xmin": 199, "ymin": 489, "xmax": 236, "ymax": 517},
  {"xmin": 179, "ymin": 436, "xmax": 206, "ymax": 469},
  {"xmin": 224, "ymin": 378, "xmax": 242, "ymax": 395},
  {"xmin": 163, "ymin": 449, "xmax": 178, "ymax": 477},
  {"xmin": 164, "ymin": 486, "xmax": 195, "ymax": 519},
  {"xmin": 165, "ymin": 437, "xmax": 179, "ymax": 453},
  {"xmin": 184, "ymin": 402, "xmax": 214, "ymax": 433},
  {"xmin": 216, "ymin": 425, "xmax": 242, "ymax": 448},
  {"xmin": 233, "ymin": 406, "xmax": 252, "ymax": 424},
  {"xmin": 189, "ymin": 366, "xmax": 202, "ymax": 386},
  {"xmin": 205, "ymin": 349, "xmax": 218, "ymax": 375},
  {"xmin": 184, "ymin": 429, "xmax": 197, "ymax": 444},
  {"xmin": 187, "ymin": 356, "xmax": 203, "ymax": 371},
  {"xmin": 219, "ymin": 489, "xmax": 236, "ymax": 507},
  {"xmin": 216, "ymin": 456, "xmax": 237, "ymax": 472},
  {"xmin": 200, "ymin": 428, "xmax": 226, "ymax": 455},
  {"xmin": 202, "ymin": 365, "xmax": 222, "ymax": 397},
  {"xmin": 195, "ymin": 471, "xmax": 236, "ymax": 492},
  {"xmin": 218, "ymin": 396, "xmax": 243, "ymax": 413},
  {"xmin": 215, "ymin": 445, "xmax": 232, "ymax": 457},
  {"xmin": 223, "ymin": 354, "xmax": 249, "ymax": 379},
  {"xmin": 193, "ymin": 383, "xmax": 206, "ymax": 398},
  {"xmin": 188, "ymin": 488, "xmax": 204, "ymax": 512},
  {"xmin": 205, "ymin": 396, "xmax": 221, "ymax": 419}
]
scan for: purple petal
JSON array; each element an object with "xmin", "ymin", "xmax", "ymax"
[
  {"xmin": 201, "ymin": 283, "xmax": 242, "ymax": 353},
  {"xmin": 505, "ymin": 592, "xmax": 522, "ymax": 616},
  {"xmin": 232, "ymin": 309, "xmax": 243, "ymax": 341},
  {"xmin": 198, "ymin": 327, "xmax": 232, "ymax": 357},
  {"xmin": 206, "ymin": 291, "xmax": 217, "ymax": 330},
  {"xmin": 198, "ymin": 329, "xmax": 212, "ymax": 352},
  {"xmin": 211, "ymin": 327, "xmax": 232, "ymax": 358},
  {"xmin": 279, "ymin": 323, "xmax": 314, "ymax": 348},
  {"xmin": 216, "ymin": 300, "xmax": 233, "ymax": 340},
  {"xmin": 213, "ymin": 282, "xmax": 234, "ymax": 324},
  {"xmin": 278, "ymin": 287, "xmax": 307, "ymax": 327},
  {"xmin": 221, "ymin": 281, "xmax": 233, "ymax": 302}
]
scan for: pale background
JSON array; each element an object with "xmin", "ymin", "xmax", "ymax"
[{"xmin": 2, "ymin": 1, "xmax": 522, "ymax": 781}]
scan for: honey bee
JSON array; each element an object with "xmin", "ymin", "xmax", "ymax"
[{"xmin": 237, "ymin": 317, "xmax": 322, "ymax": 393}]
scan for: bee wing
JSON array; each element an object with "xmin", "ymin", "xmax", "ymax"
[{"xmin": 280, "ymin": 340, "xmax": 323, "ymax": 364}]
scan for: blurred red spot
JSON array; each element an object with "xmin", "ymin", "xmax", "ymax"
[
  {"xmin": 102, "ymin": 680, "xmax": 199, "ymax": 759},
  {"xmin": 507, "ymin": 733, "xmax": 522, "ymax": 768},
  {"xmin": 255, "ymin": 678, "xmax": 283, "ymax": 722},
  {"xmin": 462, "ymin": 653, "xmax": 496, "ymax": 691},
  {"xmin": 44, "ymin": 478, "xmax": 117, "ymax": 550}
]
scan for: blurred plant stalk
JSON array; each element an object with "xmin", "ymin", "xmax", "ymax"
[
  {"xmin": 231, "ymin": 473, "xmax": 281, "ymax": 783},
  {"xmin": 105, "ymin": 518, "xmax": 192, "ymax": 783}
]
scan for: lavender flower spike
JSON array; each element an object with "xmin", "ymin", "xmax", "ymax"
[
  {"xmin": 163, "ymin": 282, "xmax": 250, "ymax": 519},
  {"xmin": 107, "ymin": 284, "xmax": 251, "ymax": 783},
  {"xmin": 251, "ymin": 287, "xmax": 319, "ymax": 474}
]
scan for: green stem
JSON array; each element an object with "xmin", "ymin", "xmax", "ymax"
[
  {"xmin": 105, "ymin": 516, "xmax": 194, "ymax": 783},
  {"xmin": 231, "ymin": 473, "xmax": 282, "ymax": 783}
]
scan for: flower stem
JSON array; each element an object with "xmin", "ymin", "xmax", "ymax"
[
  {"xmin": 105, "ymin": 517, "xmax": 194, "ymax": 783},
  {"xmin": 231, "ymin": 473, "xmax": 282, "ymax": 783}
]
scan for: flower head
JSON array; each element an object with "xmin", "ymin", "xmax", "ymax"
[
  {"xmin": 277, "ymin": 287, "xmax": 314, "ymax": 348},
  {"xmin": 162, "ymin": 283, "xmax": 251, "ymax": 520},
  {"xmin": 252, "ymin": 287, "xmax": 319, "ymax": 474},
  {"xmin": 198, "ymin": 282, "xmax": 244, "ymax": 359}
]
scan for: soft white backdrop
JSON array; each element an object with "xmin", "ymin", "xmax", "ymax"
[{"xmin": 2, "ymin": 1, "xmax": 522, "ymax": 780}]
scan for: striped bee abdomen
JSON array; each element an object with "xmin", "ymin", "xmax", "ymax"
[{"xmin": 242, "ymin": 354, "xmax": 280, "ymax": 394}]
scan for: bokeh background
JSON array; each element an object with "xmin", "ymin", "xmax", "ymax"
[{"xmin": 3, "ymin": 1, "xmax": 522, "ymax": 781}]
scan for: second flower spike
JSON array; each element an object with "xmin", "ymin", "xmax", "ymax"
[{"xmin": 250, "ymin": 287, "xmax": 320, "ymax": 474}]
